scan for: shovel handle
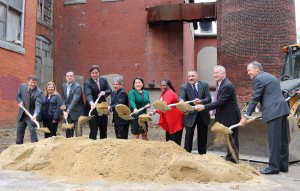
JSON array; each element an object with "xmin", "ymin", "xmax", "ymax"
[
  {"xmin": 19, "ymin": 105, "xmax": 40, "ymax": 129},
  {"xmin": 130, "ymin": 105, "xmax": 148, "ymax": 116},
  {"xmin": 229, "ymin": 115, "xmax": 262, "ymax": 130},
  {"xmin": 168, "ymin": 100, "xmax": 195, "ymax": 107},
  {"xmin": 88, "ymin": 94, "xmax": 103, "ymax": 116}
]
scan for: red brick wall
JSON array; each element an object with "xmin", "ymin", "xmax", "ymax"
[
  {"xmin": 53, "ymin": 0, "xmax": 184, "ymax": 93},
  {"xmin": 217, "ymin": 0, "xmax": 296, "ymax": 104},
  {"xmin": 194, "ymin": 37, "xmax": 217, "ymax": 56},
  {"xmin": 0, "ymin": 1, "xmax": 37, "ymax": 128},
  {"xmin": 36, "ymin": 24, "xmax": 52, "ymax": 41}
]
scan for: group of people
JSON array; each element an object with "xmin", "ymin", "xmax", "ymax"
[{"xmin": 16, "ymin": 61, "xmax": 290, "ymax": 175}]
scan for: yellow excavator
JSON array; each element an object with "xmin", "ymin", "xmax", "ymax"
[{"xmin": 204, "ymin": 44, "xmax": 300, "ymax": 162}]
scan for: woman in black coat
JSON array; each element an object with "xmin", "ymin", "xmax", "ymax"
[
  {"xmin": 109, "ymin": 77, "xmax": 129, "ymax": 139},
  {"xmin": 41, "ymin": 82, "xmax": 62, "ymax": 138}
]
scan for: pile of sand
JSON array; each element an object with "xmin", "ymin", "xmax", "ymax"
[{"xmin": 0, "ymin": 137, "xmax": 259, "ymax": 184}]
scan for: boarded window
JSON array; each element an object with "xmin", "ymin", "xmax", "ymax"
[{"xmin": 37, "ymin": 0, "xmax": 53, "ymax": 26}]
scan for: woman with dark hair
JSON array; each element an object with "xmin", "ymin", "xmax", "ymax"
[
  {"xmin": 128, "ymin": 77, "xmax": 151, "ymax": 140},
  {"xmin": 41, "ymin": 81, "xmax": 62, "ymax": 138},
  {"xmin": 150, "ymin": 79, "xmax": 183, "ymax": 145}
]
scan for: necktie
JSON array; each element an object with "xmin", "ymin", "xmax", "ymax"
[
  {"xmin": 212, "ymin": 84, "xmax": 219, "ymax": 115},
  {"xmin": 96, "ymin": 80, "xmax": 100, "ymax": 90},
  {"xmin": 192, "ymin": 84, "xmax": 198, "ymax": 98},
  {"xmin": 26, "ymin": 89, "xmax": 31, "ymax": 110}
]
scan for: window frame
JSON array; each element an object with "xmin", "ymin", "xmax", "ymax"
[
  {"xmin": 0, "ymin": 0, "xmax": 25, "ymax": 54},
  {"xmin": 37, "ymin": 0, "xmax": 53, "ymax": 27}
]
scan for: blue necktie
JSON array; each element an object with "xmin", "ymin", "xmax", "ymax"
[{"xmin": 192, "ymin": 84, "xmax": 198, "ymax": 98}]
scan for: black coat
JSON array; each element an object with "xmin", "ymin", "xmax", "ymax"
[
  {"xmin": 84, "ymin": 77, "xmax": 112, "ymax": 116},
  {"xmin": 205, "ymin": 78, "xmax": 241, "ymax": 126},
  {"xmin": 110, "ymin": 88, "xmax": 129, "ymax": 126}
]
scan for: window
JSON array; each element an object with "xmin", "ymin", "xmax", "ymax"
[
  {"xmin": 37, "ymin": 0, "xmax": 52, "ymax": 26},
  {"xmin": 64, "ymin": 0, "xmax": 86, "ymax": 5},
  {"xmin": 36, "ymin": 35, "xmax": 51, "ymax": 58},
  {"xmin": 0, "ymin": 0, "xmax": 24, "ymax": 43}
]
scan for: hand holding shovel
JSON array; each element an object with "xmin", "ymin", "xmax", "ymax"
[
  {"xmin": 211, "ymin": 115, "xmax": 262, "ymax": 135},
  {"xmin": 61, "ymin": 110, "xmax": 74, "ymax": 130},
  {"xmin": 116, "ymin": 104, "xmax": 150, "ymax": 120},
  {"xmin": 153, "ymin": 100, "xmax": 196, "ymax": 112},
  {"xmin": 19, "ymin": 104, "xmax": 51, "ymax": 133}
]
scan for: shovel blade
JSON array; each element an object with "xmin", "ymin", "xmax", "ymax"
[
  {"xmin": 153, "ymin": 100, "xmax": 171, "ymax": 112},
  {"xmin": 211, "ymin": 122, "xmax": 232, "ymax": 135},
  {"xmin": 38, "ymin": 127, "xmax": 51, "ymax": 133}
]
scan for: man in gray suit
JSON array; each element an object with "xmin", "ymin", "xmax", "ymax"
[
  {"xmin": 240, "ymin": 61, "xmax": 290, "ymax": 174},
  {"xmin": 179, "ymin": 70, "xmax": 212, "ymax": 154},
  {"xmin": 60, "ymin": 71, "xmax": 85, "ymax": 138},
  {"xmin": 16, "ymin": 75, "xmax": 43, "ymax": 144}
]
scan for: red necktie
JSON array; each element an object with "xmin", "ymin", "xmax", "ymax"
[
  {"xmin": 96, "ymin": 80, "xmax": 100, "ymax": 90},
  {"xmin": 26, "ymin": 89, "xmax": 31, "ymax": 110}
]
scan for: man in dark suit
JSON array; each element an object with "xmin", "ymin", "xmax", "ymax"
[
  {"xmin": 240, "ymin": 61, "xmax": 290, "ymax": 174},
  {"xmin": 109, "ymin": 77, "xmax": 129, "ymax": 139},
  {"xmin": 195, "ymin": 65, "xmax": 241, "ymax": 163},
  {"xmin": 16, "ymin": 75, "xmax": 43, "ymax": 144},
  {"xmin": 84, "ymin": 65, "xmax": 112, "ymax": 140},
  {"xmin": 60, "ymin": 71, "xmax": 85, "ymax": 138},
  {"xmin": 179, "ymin": 70, "xmax": 212, "ymax": 154}
]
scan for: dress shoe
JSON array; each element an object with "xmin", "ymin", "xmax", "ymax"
[{"xmin": 259, "ymin": 167, "xmax": 279, "ymax": 175}]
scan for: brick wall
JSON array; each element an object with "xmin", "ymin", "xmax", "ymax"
[
  {"xmin": 217, "ymin": 0, "xmax": 296, "ymax": 104},
  {"xmin": 53, "ymin": 0, "xmax": 184, "ymax": 94},
  {"xmin": 0, "ymin": 0, "xmax": 37, "ymax": 128}
]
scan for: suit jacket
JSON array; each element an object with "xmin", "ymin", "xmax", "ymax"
[
  {"xmin": 204, "ymin": 78, "xmax": 241, "ymax": 126},
  {"xmin": 110, "ymin": 88, "xmax": 129, "ymax": 126},
  {"xmin": 179, "ymin": 81, "xmax": 211, "ymax": 127},
  {"xmin": 16, "ymin": 83, "xmax": 43, "ymax": 121},
  {"xmin": 84, "ymin": 77, "xmax": 112, "ymax": 116},
  {"xmin": 41, "ymin": 93, "xmax": 62, "ymax": 121},
  {"xmin": 61, "ymin": 81, "xmax": 85, "ymax": 120},
  {"xmin": 246, "ymin": 71, "xmax": 290, "ymax": 122}
]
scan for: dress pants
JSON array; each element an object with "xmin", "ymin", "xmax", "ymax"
[
  {"xmin": 66, "ymin": 118, "xmax": 80, "ymax": 138},
  {"xmin": 89, "ymin": 115, "xmax": 108, "ymax": 140},
  {"xmin": 16, "ymin": 114, "xmax": 38, "ymax": 144},
  {"xmin": 114, "ymin": 124, "xmax": 129, "ymax": 139},
  {"xmin": 166, "ymin": 129, "xmax": 183, "ymax": 146},
  {"xmin": 184, "ymin": 113, "xmax": 208, "ymax": 154},
  {"xmin": 43, "ymin": 118, "xmax": 58, "ymax": 138},
  {"xmin": 267, "ymin": 116, "xmax": 289, "ymax": 171}
]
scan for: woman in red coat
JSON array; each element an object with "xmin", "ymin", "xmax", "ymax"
[{"xmin": 150, "ymin": 79, "xmax": 184, "ymax": 145}]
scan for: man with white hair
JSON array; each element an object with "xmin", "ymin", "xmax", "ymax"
[{"xmin": 195, "ymin": 65, "xmax": 240, "ymax": 163}]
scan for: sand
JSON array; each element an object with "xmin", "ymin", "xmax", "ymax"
[{"xmin": 0, "ymin": 136, "xmax": 260, "ymax": 184}]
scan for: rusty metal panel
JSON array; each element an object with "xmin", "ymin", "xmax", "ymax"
[{"xmin": 147, "ymin": 3, "xmax": 216, "ymax": 23}]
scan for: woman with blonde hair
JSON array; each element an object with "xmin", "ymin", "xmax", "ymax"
[{"xmin": 41, "ymin": 82, "xmax": 62, "ymax": 138}]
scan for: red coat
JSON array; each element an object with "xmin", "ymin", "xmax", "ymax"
[{"xmin": 157, "ymin": 89, "xmax": 184, "ymax": 134}]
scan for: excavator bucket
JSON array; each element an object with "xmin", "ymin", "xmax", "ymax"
[{"xmin": 194, "ymin": 79, "xmax": 300, "ymax": 162}]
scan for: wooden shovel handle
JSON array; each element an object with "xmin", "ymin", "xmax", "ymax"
[
  {"xmin": 229, "ymin": 115, "xmax": 262, "ymax": 130},
  {"xmin": 19, "ymin": 105, "xmax": 40, "ymax": 129},
  {"xmin": 168, "ymin": 100, "xmax": 195, "ymax": 107},
  {"xmin": 131, "ymin": 105, "xmax": 148, "ymax": 116},
  {"xmin": 88, "ymin": 94, "xmax": 103, "ymax": 116}
]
